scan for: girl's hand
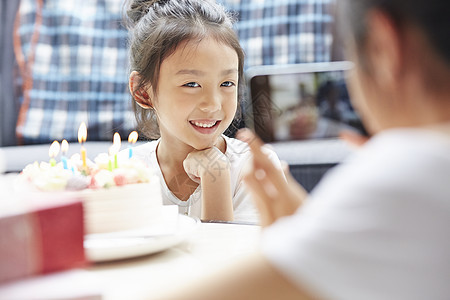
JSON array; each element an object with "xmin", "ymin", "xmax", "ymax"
[
  {"xmin": 184, "ymin": 147, "xmax": 233, "ymax": 221},
  {"xmin": 183, "ymin": 147, "xmax": 230, "ymax": 184},
  {"xmin": 237, "ymin": 129, "xmax": 307, "ymax": 227}
]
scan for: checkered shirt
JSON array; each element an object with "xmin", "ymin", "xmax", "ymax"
[
  {"xmin": 218, "ymin": 0, "xmax": 335, "ymax": 68},
  {"xmin": 14, "ymin": 0, "xmax": 135, "ymax": 144}
]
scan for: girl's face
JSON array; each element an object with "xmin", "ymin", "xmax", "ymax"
[{"xmin": 150, "ymin": 37, "xmax": 239, "ymax": 150}]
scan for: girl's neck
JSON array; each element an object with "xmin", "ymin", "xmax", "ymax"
[{"xmin": 157, "ymin": 139, "xmax": 193, "ymax": 170}]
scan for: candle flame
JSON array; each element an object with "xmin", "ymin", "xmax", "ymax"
[
  {"xmin": 61, "ymin": 139, "xmax": 69, "ymax": 153},
  {"xmin": 49, "ymin": 140, "xmax": 60, "ymax": 158},
  {"xmin": 128, "ymin": 131, "xmax": 138, "ymax": 144},
  {"xmin": 78, "ymin": 122, "xmax": 87, "ymax": 143}
]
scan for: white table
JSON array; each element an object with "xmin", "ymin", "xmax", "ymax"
[{"xmin": 88, "ymin": 222, "xmax": 261, "ymax": 299}]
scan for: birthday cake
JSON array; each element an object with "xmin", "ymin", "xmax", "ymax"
[{"xmin": 18, "ymin": 152, "xmax": 163, "ymax": 235}]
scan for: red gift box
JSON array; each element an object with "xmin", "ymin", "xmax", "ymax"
[{"xmin": 0, "ymin": 194, "xmax": 87, "ymax": 283}]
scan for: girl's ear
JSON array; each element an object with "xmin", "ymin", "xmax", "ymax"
[{"xmin": 129, "ymin": 71, "xmax": 153, "ymax": 109}]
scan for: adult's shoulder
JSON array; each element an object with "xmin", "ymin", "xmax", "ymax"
[{"xmin": 310, "ymin": 127, "xmax": 450, "ymax": 209}]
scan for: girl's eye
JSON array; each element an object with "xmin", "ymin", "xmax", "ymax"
[
  {"xmin": 221, "ymin": 81, "xmax": 236, "ymax": 87},
  {"xmin": 183, "ymin": 82, "xmax": 200, "ymax": 88}
]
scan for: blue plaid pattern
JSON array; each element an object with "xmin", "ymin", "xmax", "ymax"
[
  {"xmin": 218, "ymin": 0, "xmax": 335, "ymax": 68},
  {"xmin": 15, "ymin": 0, "xmax": 135, "ymax": 144},
  {"xmin": 14, "ymin": 0, "xmax": 334, "ymax": 144}
]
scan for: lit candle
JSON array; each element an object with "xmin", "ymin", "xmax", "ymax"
[
  {"xmin": 128, "ymin": 131, "xmax": 138, "ymax": 158},
  {"xmin": 78, "ymin": 122, "xmax": 88, "ymax": 169},
  {"xmin": 49, "ymin": 140, "xmax": 60, "ymax": 167},
  {"xmin": 112, "ymin": 132, "xmax": 121, "ymax": 169},
  {"xmin": 61, "ymin": 139, "xmax": 69, "ymax": 170},
  {"xmin": 108, "ymin": 146, "xmax": 114, "ymax": 171}
]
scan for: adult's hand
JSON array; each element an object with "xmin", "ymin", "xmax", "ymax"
[
  {"xmin": 339, "ymin": 130, "xmax": 369, "ymax": 148},
  {"xmin": 237, "ymin": 129, "xmax": 307, "ymax": 227}
]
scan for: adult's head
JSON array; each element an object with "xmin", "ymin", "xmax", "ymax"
[
  {"xmin": 125, "ymin": 0, "xmax": 244, "ymax": 139},
  {"xmin": 340, "ymin": 0, "xmax": 450, "ymax": 134}
]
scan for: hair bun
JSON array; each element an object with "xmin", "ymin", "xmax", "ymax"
[{"xmin": 125, "ymin": 0, "xmax": 161, "ymax": 27}]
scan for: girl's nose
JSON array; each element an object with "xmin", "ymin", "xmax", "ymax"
[{"xmin": 199, "ymin": 92, "xmax": 221, "ymax": 113}]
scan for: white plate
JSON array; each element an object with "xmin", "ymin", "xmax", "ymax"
[{"xmin": 84, "ymin": 214, "xmax": 199, "ymax": 262}]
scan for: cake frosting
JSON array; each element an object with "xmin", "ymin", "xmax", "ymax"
[{"xmin": 19, "ymin": 153, "xmax": 163, "ymax": 235}]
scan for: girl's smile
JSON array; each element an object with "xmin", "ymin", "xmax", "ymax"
[{"xmin": 189, "ymin": 119, "xmax": 222, "ymax": 134}]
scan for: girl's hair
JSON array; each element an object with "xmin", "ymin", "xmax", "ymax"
[
  {"xmin": 340, "ymin": 0, "xmax": 450, "ymax": 70},
  {"xmin": 124, "ymin": 0, "xmax": 245, "ymax": 139}
]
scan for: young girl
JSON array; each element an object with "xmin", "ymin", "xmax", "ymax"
[{"xmin": 124, "ymin": 0, "xmax": 280, "ymax": 222}]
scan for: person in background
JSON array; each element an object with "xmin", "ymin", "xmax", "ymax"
[
  {"xmin": 124, "ymin": 0, "xmax": 280, "ymax": 223},
  {"xmin": 156, "ymin": 0, "xmax": 450, "ymax": 299}
]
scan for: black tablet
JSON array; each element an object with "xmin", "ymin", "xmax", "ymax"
[{"xmin": 244, "ymin": 61, "xmax": 366, "ymax": 143}]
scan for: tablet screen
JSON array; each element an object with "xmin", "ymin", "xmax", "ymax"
[{"xmin": 246, "ymin": 63, "xmax": 366, "ymax": 143}]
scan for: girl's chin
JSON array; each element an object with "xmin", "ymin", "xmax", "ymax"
[{"xmin": 189, "ymin": 135, "xmax": 223, "ymax": 150}]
